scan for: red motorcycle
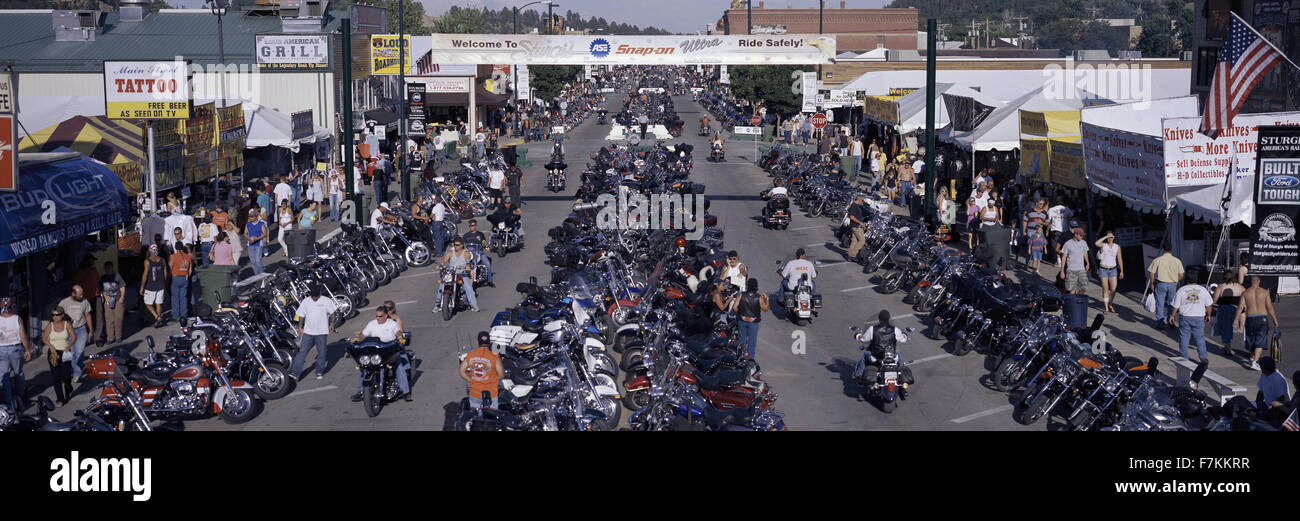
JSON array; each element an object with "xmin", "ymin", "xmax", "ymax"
[{"xmin": 83, "ymin": 336, "xmax": 259, "ymax": 425}]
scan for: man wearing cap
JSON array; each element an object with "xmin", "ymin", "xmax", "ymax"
[
  {"xmin": 460, "ymin": 331, "xmax": 503, "ymax": 409},
  {"xmin": 370, "ymin": 202, "xmax": 397, "ymax": 230},
  {"xmin": 1146, "ymin": 243, "xmax": 1185, "ymax": 330},
  {"xmin": 1058, "ymin": 227, "xmax": 1091, "ymax": 295},
  {"xmin": 292, "ymin": 285, "xmax": 337, "ymax": 381}
]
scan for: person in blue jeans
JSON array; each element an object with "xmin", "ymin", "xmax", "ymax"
[
  {"xmin": 1170, "ymin": 280, "xmax": 1213, "ymax": 362},
  {"xmin": 350, "ymin": 307, "xmax": 411, "ymax": 402},
  {"xmin": 245, "ymin": 210, "xmax": 267, "ymax": 276},
  {"xmin": 169, "ymin": 244, "xmax": 192, "ymax": 321},
  {"xmin": 292, "ymin": 286, "xmax": 337, "ymax": 380},
  {"xmin": 729, "ymin": 279, "xmax": 770, "ymax": 359},
  {"xmin": 0, "ymin": 298, "xmax": 32, "ymax": 411},
  {"xmin": 57, "ymin": 286, "xmax": 94, "ymax": 382},
  {"xmin": 1146, "ymin": 244, "xmax": 1184, "ymax": 330}
]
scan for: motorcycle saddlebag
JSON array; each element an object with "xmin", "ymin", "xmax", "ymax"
[{"xmin": 813, "ymin": 294, "xmax": 823, "ymax": 308}]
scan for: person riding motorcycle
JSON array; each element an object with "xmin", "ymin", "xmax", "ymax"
[
  {"xmin": 854, "ymin": 309, "xmax": 911, "ymax": 397},
  {"xmin": 699, "ymin": 114, "xmax": 710, "ymax": 134},
  {"xmin": 349, "ymin": 306, "xmax": 412, "ymax": 403},
  {"xmin": 761, "ymin": 179, "xmax": 790, "ymax": 221},
  {"xmin": 461, "ymin": 220, "xmax": 493, "ymax": 286},
  {"xmin": 434, "ymin": 238, "xmax": 479, "ymax": 313},
  {"xmin": 779, "ymin": 248, "xmax": 817, "ymax": 303}
]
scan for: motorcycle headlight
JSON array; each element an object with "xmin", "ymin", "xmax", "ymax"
[{"xmin": 443, "ymin": 273, "xmax": 454, "ymax": 282}]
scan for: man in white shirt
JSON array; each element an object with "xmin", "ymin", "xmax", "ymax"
[
  {"xmin": 1047, "ymin": 201, "xmax": 1074, "ymax": 264},
  {"xmin": 350, "ymin": 306, "xmax": 412, "ymax": 402},
  {"xmin": 779, "ymin": 248, "xmax": 817, "ymax": 302},
  {"xmin": 474, "ymin": 129, "xmax": 487, "ymax": 160},
  {"xmin": 431, "ymin": 195, "xmax": 448, "ymax": 256},
  {"xmin": 432, "ymin": 133, "xmax": 446, "ymax": 166},
  {"xmin": 911, "ymin": 157, "xmax": 925, "ymax": 177},
  {"xmin": 370, "ymin": 201, "xmax": 395, "ymax": 230},
  {"xmin": 273, "ymin": 176, "xmax": 293, "ymax": 209},
  {"xmin": 163, "ymin": 202, "xmax": 197, "ymax": 246},
  {"xmin": 1170, "ymin": 280, "xmax": 1214, "ymax": 362},
  {"xmin": 488, "ymin": 165, "xmax": 506, "ymax": 209},
  {"xmin": 291, "ymin": 286, "xmax": 337, "ymax": 380},
  {"xmin": 972, "ymin": 184, "xmax": 990, "ymax": 211}
]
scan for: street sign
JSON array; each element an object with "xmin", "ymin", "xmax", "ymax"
[
  {"xmin": 750, "ymin": 116, "xmax": 761, "ymax": 125},
  {"xmin": 809, "ymin": 113, "xmax": 828, "ymax": 129},
  {"xmin": 734, "ymin": 126, "xmax": 762, "ymax": 135}
]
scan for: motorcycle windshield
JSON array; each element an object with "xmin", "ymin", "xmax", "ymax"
[{"xmin": 567, "ymin": 273, "xmax": 600, "ymax": 301}]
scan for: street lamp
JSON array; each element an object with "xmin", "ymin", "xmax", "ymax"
[
  {"xmin": 207, "ymin": 0, "xmax": 228, "ymax": 108},
  {"xmin": 513, "ymin": 0, "xmax": 551, "ymax": 137}
]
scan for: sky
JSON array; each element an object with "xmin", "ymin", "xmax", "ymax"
[{"xmin": 418, "ymin": 0, "xmax": 891, "ymax": 35}]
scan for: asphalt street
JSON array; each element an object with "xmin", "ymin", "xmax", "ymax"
[{"xmin": 23, "ymin": 91, "xmax": 1294, "ymax": 431}]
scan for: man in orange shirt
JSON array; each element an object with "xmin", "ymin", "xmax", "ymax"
[
  {"xmin": 210, "ymin": 204, "xmax": 229, "ymax": 230},
  {"xmin": 169, "ymin": 243, "xmax": 193, "ymax": 321},
  {"xmin": 459, "ymin": 331, "xmax": 503, "ymax": 409}
]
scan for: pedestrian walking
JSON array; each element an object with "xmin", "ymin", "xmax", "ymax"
[
  {"xmin": 299, "ymin": 201, "xmax": 319, "ymax": 230},
  {"xmin": 276, "ymin": 200, "xmax": 295, "ymax": 258},
  {"xmin": 1233, "ymin": 276, "xmax": 1277, "ymax": 370},
  {"xmin": 1047, "ymin": 199, "xmax": 1074, "ymax": 265},
  {"xmin": 1059, "ymin": 227, "xmax": 1091, "ymax": 295},
  {"xmin": 291, "ymin": 285, "xmax": 337, "ymax": 380},
  {"xmin": 729, "ymin": 278, "xmax": 770, "ymax": 359},
  {"xmin": 98, "ymin": 261, "xmax": 126, "ymax": 345},
  {"xmin": 41, "ymin": 307, "xmax": 75, "ymax": 406},
  {"xmin": 487, "ymin": 163, "xmax": 506, "ymax": 210},
  {"xmin": 1027, "ymin": 225, "xmax": 1047, "ymax": 275},
  {"xmin": 225, "ymin": 222, "xmax": 244, "ymax": 268},
  {"xmin": 169, "ymin": 243, "xmax": 193, "ymax": 321},
  {"xmin": 140, "ymin": 244, "xmax": 169, "ymax": 327},
  {"xmin": 507, "ymin": 164, "xmax": 525, "ymax": 209},
  {"xmin": 244, "ymin": 209, "xmax": 267, "ymax": 275},
  {"xmin": 57, "ymin": 286, "xmax": 93, "ymax": 382},
  {"xmin": 273, "ymin": 175, "xmax": 292, "ymax": 209},
  {"xmin": 1094, "ymin": 231, "xmax": 1126, "ymax": 308},
  {"xmin": 328, "ymin": 167, "xmax": 344, "ymax": 222},
  {"xmin": 459, "ymin": 331, "xmax": 503, "ymax": 409},
  {"xmin": 1146, "ymin": 243, "xmax": 1184, "ymax": 330},
  {"xmin": 210, "ymin": 232, "xmax": 235, "ymax": 266},
  {"xmin": 0, "ymin": 298, "xmax": 31, "ymax": 411},
  {"xmin": 1170, "ymin": 278, "xmax": 1213, "ymax": 362},
  {"xmin": 850, "ymin": 136, "xmax": 864, "ymax": 184},
  {"xmin": 198, "ymin": 214, "xmax": 217, "ymax": 267},
  {"xmin": 1211, "ymin": 271, "xmax": 1245, "ymax": 358}
]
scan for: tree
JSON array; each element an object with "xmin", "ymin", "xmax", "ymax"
[
  {"xmin": 337, "ymin": 0, "xmax": 430, "ymax": 34},
  {"xmin": 729, "ymin": 65, "xmax": 801, "ymax": 118},
  {"xmin": 1135, "ymin": 15, "xmax": 1175, "ymax": 57},
  {"xmin": 530, "ymin": 65, "xmax": 581, "ymax": 102},
  {"xmin": 428, "ymin": 5, "xmax": 482, "ymax": 34}
]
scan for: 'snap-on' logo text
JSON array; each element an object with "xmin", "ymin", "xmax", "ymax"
[{"xmin": 49, "ymin": 451, "xmax": 152, "ymax": 502}]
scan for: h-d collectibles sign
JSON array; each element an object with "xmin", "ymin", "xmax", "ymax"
[
  {"xmin": 1249, "ymin": 126, "xmax": 1300, "ymax": 276},
  {"xmin": 420, "ymin": 34, "xmax": 835, "ymax": 65}
]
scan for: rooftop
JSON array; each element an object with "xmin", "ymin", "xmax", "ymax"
[{"xmin": 0, "ymin": 9, "xmax": 342, "ymax": 73}]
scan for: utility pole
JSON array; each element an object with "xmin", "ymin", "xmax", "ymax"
[
  {"xmin": 924, "ymin": 18, "xmax": 936, "ymax": 224},
  {"xmin": 984, "ymin": 17, "xmax": 990, "ymax": 48},
  {"xmin": 747, "ymin": 0, "xmax": 752, "ymax": 34},
  {"xmin": 398, "ymin": 0, "xmax": 409, "ymax": 200},
  {"xmin": 342, "ymin": 11, "xmax": 359, "ymax": 219},
  {"xmin": 817, "ymin": 0, "xmax": 823, "ymax": 82},
  {"xmin": 969, "ymin": 19, "xmax": 978, "ymax": 48},
  {"xmin": 548, "ymin": 1, "xmax": 555, "ymax": 34}
]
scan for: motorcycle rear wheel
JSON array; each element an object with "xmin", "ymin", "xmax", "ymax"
[
  {"xmin": 363, "ymin": 383, "xmax": 383, "ymax": 417},
  {"xmin": 878, "ymin": 393, "xmax": 898, "ymax": 414}
]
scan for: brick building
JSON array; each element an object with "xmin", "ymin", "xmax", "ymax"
[{"xmin": 717, "ymin": 1, "xmax": 918, "ymax": 52}]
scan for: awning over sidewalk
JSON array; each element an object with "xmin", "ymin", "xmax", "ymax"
[
  {"xmin": 425, "ymin": 85, "xmax": 510, "ymax": 107},
  {"xmin": 244, "ymin": 102, "xmax": 332, "ymax": 152},
  {"xmin": 0, "ymin": 150, "xmax": 130, "ymax": 262},
  {"xmin": 17, "ymin": 115, "xmax": 149, "ymax": 193}
]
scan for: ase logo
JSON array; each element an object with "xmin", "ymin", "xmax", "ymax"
[
  {"xmin": 1264, "ymin": 175, "xmax": 1300, "ymax": 188},
  {"xmin": 590, "ymin": 38, "xmax": 611, "ymax": 58}
]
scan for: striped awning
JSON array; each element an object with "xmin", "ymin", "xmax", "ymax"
[{"xmin": 17, "ymin": 116, "xmax": 154, "ymax": 194}]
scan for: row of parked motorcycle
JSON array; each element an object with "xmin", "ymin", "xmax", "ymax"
[
  {"xmin": 0, "ymin": 222, "xmax": 431, "ymax": 430},
  {"xmin": 753, "ymin": 147, "xmax": 1279, "ymax": 428},
  {"xmin": 455, "ymin": 118, "xmax": 785, "ymax": 430}
]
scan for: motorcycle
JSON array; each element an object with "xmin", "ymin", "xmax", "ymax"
[
  {"xmin": 487, "ymin": 213, "xmax": 523, "ymax": 258},
  {"xmin": 346, "ymin": 334, "xmax": 414, "ymax": 417},
  {"xmin": 851, "ymin": 325, "xmax": 915, "ymax": 413},
  {"xmin": 435, "ymin": 266, "xmax": 477, "ymax": 321},
  {"xmin": 762, "ymin": 195, "xmax": 791, "ymax": 230},
  {"xmin": 776, "ymin": 260, "xmax": 821, "ymax": 326},
  {"xmin": 709, "ymin": 142, "xmax": 725, "ymax": 162},
  {"xmin": 82, "ymin": 336, "xmax": 259, "ymax": 425}
]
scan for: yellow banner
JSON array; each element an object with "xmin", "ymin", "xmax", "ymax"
[
  {"xmin": 863, "ymin": 95, "xmax": 901, "ymax": 124},
  {"xmin": 370, "ymin": 34, "xmax": 410, "ymax": 75},
  {"xmin": 1019, "ymin": 109, "xmax": 1080, "ymax": 137},
  {"xmin": 888, "ymin": 87, "xmax": 919, "ymax": 96},
  {"xmin": 1048, "ymin": 137, "xmax": 1085, "ymax": 189},
  {"xmin": 105, "ymin": 101, "xmax": 190, "ymax": 120},
  {"xmin": 107, "ymin": 161, "xmax": 143, "ymax": 195},
  {"xmin": 1020, "ymin": 137, "xmax": 1049, "ymax": 180}
]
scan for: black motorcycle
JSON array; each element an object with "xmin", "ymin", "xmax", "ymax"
[{"xmin": 346, "ymin": 334, "xmax": 414, "ymax": 417}]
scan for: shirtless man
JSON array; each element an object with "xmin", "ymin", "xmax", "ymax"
[{"xmin": 1233, "ymin": 276, "xmax": 1278, "ymax": 371}]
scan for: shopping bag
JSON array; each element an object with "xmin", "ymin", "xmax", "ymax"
[{"xmin": 1143, "ymin": 292, "xmax": 1157, "ymax": 314}]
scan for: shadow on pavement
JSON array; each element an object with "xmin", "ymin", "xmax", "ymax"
[{"xmin": 822, "ymin": 357, "xmax": 863, "ymax": 400}]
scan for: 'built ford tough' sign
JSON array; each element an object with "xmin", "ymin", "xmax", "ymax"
[{"xmin": 1249, "ymin": 126, "xmax": 1300, "ymax": 276}]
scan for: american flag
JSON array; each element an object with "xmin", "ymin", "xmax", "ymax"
[
  {"xmin": 1200, "ymin": 13, "xmax": 1284, "ymax": 139},
  {"xmin": 1285, "ymin": 408, "xmax": 1299, "ymax": 431}
]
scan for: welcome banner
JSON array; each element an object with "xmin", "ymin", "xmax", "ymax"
[{"xmin": 422, "ymin": 34, "xmax": 835, "ymax": 65}]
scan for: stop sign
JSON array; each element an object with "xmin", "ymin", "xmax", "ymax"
[
  {"xmin": 809, "ymin": 113, "xmax": 828, "ymax": 129},
  {"xmin": 751, "ymin": 115, "xmax": 761, "ymax": 125}
]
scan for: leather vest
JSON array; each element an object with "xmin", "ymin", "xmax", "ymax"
[
  {"xmin": 871, "ymin": 324, "xmax": 896, "ymax": 352},
  {"xmin": 737, "ymin": 291, "xmax": 763, "ymax": 322}
]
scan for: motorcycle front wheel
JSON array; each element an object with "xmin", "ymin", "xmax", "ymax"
[
  {"xmin": 406, "ymin": 242, "xmax": 433, "ymax": 267},
  {"xmin": 993, "ymin": 357, "xmax": 1029, "ymax": 392},
  {"xmin": 880, "ymin": 270, "xmax": 903, "ymax": 294},
  {"xmin": 1017, "ymin": 392, "xmax": 1052, "ymax": 426},
  {"xmin": 363, "ymin": 382, "xmax": 383, "ymax": 417},
  {"xmin": 253, "ymin": 362, "xmax": 294, "ymax": 400},
  {"xmin": 442, "ymin": 299, "xmax": 454, "ymax": 322},
  {"xmin": 218, "ymin": 389, "xmax": 257, "ymax": 424}
]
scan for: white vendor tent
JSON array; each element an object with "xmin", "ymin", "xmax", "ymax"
[
  {"xmin": 837, "ymin": 67, "xmax": 1191, "ymax": 104},
  {"xmin": 242, "ymin": 102, "xmax": 332, "ymax": 151},
  {"xmin": 888, "ymin": 82, "xmax": 1003, "ymax": 134},
  {"xmin": 1080, "ymin": 96, "xmax": 1200, "ymax": 214},
  {"xmin": 942, "ymin": 86, "xmax": 1079, "ymax": 152}
]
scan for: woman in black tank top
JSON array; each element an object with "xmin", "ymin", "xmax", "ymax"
[{"xmin": 1213, "ymin": 272, "xmax": 1245, "ymax": 356}]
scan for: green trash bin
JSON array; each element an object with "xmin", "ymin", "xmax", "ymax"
[
  {"xmin": 445, "ymin": 143, "xmax": 459, "ymax": 160},
  {"xmin": 840, "ymin": 155, "xmax": 856, "ymax": 177},
  {"xmin": 762, "ymin": 124, "xmax": 775, "ymax": 142},
  {"xmin": 516, "ymin": 147, "xmax": 530, "ymax": 168},
  {"xmin": 195, "ymin": 264, "xmax": 236, "ymax": 309}
]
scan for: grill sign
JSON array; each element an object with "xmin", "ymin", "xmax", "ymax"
[{"xmin": 256, "ymin": 35, "xmax": 329, "ymax": 70}]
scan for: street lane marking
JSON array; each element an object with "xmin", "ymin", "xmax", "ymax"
[
  {"xmin": 841, "ymin": 286, "xmax": 872, "ymax": 292},
  {"xmin": 895, "ymin": 313, "xmax": 915, "ymax": 321},
  {"xmin": 950, "ymin": 404, "xmax": 1014, "ymax": 424},
  {"xmin": 805, "ymin": 242, "xmax": 827, "ymax": 247},
  {"xmin": 791, "ymin": 226, "xmax": 822, "ymax": 231},
  {"xmin": 286, "ymin": 385, "xmax": 339, "ymax": 399},
  {"xmin": 818, "ymin": 261, "xmax": 850, "ymax": 268},
  {"xmin": 908, "ymin": 353, "xmax": 952, "ymax": 365}
]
